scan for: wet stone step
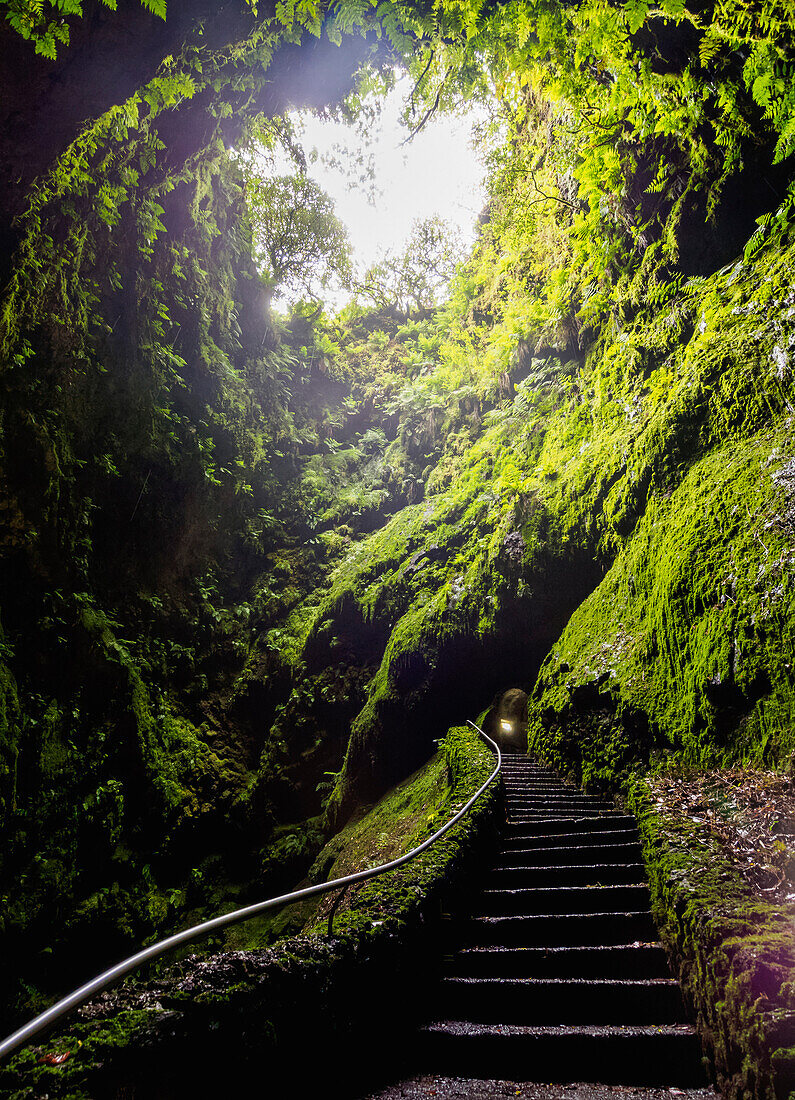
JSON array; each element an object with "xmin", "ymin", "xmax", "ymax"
[
  {"xmin": 502, "ymin": 773, "xmax": 572, "ymax": 779},
  {"xmin": 465, "ymin": 910, "xmax": 657, "ymax": 947},
  {"xmin": 503, "ymin": 774, "xmax": 569, "ymax": 779},
  {"xmin": 450, "ymin": 944, "xmax": 671, "ymax": 980},
  {"xmin": 374, "ymin": 755, "xmax": 710, "ymax": 1096},
  {"xmin": 502, "ymin": 777, "xmax": 561, "ymax": 784},
  {"xmin": 506, "ymin": 791, "xmax": 615, "ymax": 800},
  {"xmin": 416, "ymin": 1022, "xmax": 707, "ymax": 1088},
  {"xmin": 502, "ymin": 788, "xmax": 580, "ymax": 795},
  {"xmin": 501, "ymin": 770, "xmax": 567, "ymax": 776},
  {"xmin": 505, "ymin": 815, "xmax": 637, "ymax": 835},
  {"xmin": 507, "ymin": 816, "xmax": 630, "ymax": 829},
  {"xmin": 436, "ymin": 977, "xmax": 688, "ymax": 1025},
  {"xmin": 502, "ymin": 775, "xmax": 565, "ymax": 781},
  {"xmin": 503, "ymin": 792, "xmax": 581, "ymax": 799},
  {"xmin": 500, "ymin": 832, "xmax": 639, "ymax": 854},
  {"xmin": 501, "ymin": 769, "xmax": 559, "ymax": 774},
  {"xmin": 501, "ymin": 771, "xmax": 559, "ymax": 777},
  {"xmin": 500, "ymin": 762, "xmax": 555, "ymax": 767},
  {"xmin": 362, "ymin": 1074, "xmax": 718, "ymax": 1099},
  {"xmin": 477, "ymin": 883, "xmax": 650, "ymax": 916},
  {"xmin": 509, "ymin": 807, "xmax": 625, "ymax": 817},
  {"xmin": 487, "ymin": 863, "xmax": 647, "ymax": 887},
  {"xmin": 505, "ymin": 792, "xmax": 620, "ymax": 800},
  {"xmin": 503, "ymin": 825, "xmax": 637, "ymax": 843},
  {"xmin": 505, "ymin": 805, "xmax": 620, "ymax": 814},
  {"xmin": 505, "ymin": 789, "xmax": 611, "ymax": 797},
  {"xmin": 496, "ymin": 846, "xmax": 643, "ymax": 870}
]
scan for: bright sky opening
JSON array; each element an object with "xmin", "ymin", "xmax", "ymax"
[{"xmin": 284, "ymin": 75, "xmax": 489, "ymax": 304}]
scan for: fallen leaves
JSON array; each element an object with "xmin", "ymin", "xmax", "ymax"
[{"xmin": 649, "ymin": 767, "xmax": 795, "ymax": 904}]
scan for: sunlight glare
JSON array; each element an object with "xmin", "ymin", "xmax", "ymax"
[{"xmin": 282, "ymin": 75, "xmax": 489, "ymax": 304}]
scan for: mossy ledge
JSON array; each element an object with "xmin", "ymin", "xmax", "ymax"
[
  {"xmin": 0, "ymin": 725, "xmax": 499, "ymax": 1099},
  {"xmin": 627, "ymin": 775, "xmax": 795, "ymax": 1100}
]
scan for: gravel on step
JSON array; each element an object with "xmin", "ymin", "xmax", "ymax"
[{"xmin": 362, "ymin": 1076, "xmax": 718, "ymax": 1099}]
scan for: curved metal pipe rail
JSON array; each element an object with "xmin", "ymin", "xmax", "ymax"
[{"xmin": 0, "ymin": 719, "xmax": 501, "ymax": 1062}]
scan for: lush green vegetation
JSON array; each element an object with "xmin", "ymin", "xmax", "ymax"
[
  {"xmin": 0, "ymin": 0, "xmax": 794, "ymax": 1091},
  {"xmin": 0, "ymin": 725, "xmax": 498, "ymax": 1098}
]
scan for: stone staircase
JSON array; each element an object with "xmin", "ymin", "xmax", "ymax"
[{"xmin": 366, "ymin": 753, "xmax": 715, "ymax": 1098}]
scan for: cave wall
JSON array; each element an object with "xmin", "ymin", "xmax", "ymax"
[
  {"xmin": 0, "ymin": 4, "xmax": 379, "ymax": 1026},
  {"xmin": 299, "ymin": 242, "xmax": 795, "ymax": 815}
]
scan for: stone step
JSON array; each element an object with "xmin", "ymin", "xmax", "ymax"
[
  {"xmin": 505, "ymin": 792, "xmax": 611, "ymax": 800},
  {"xmin": 450, "ymin": 943, "xmax": 671, "ymax": 980},
  {"xmin": 502, "ymin": 778, "xmax": 562, "ymax": 786},
  {"xmin": 502, "ymin": 772, "xmax": 568, "ymax": 777},
  {"xmin": 505, "ymin": 805, "xmax": 620, "ymax": 814},
  {"xmin": 362, "ymin": 1075, "xmax": 717, "ymax": 1098},
  {"xmin": 503, "ymin": 787, "xmax": 605, "ymax": 796},
  {"xmin": 464, "ymin": 910, "xmax": 657, "ymax": 947},
  {"xmin": 505, "ymin": 815, "xmax": 637, "ymax": 835},
  {"xmin": 500, "ymin": 831, "xmax": 639, "ymax": 855},
  {"xmin": 436, "ymin": 977, "xmax": 688, "ymax": 1025},
  {"xmin": 416, "ymin": 1022, "xmax": 707, "ymax": 1087},
  {"xmin": 505, "ymin": 792, "xmax": 580, "ymax": 800},
  {"xmin": 501, "ymin": 762, "xmax": 565, "ymax": 768},
  {"xmin": 503, "ymin": 792, "xmax": 602, "ymax": 800},
  {"xmin": 487, "ymin": 862, "xmax": 647, "ymax": 887},
  {"xmin": 507, "ymin": 805, "xmax": 624, "ymax": 816},
  {"xmin": 476, "ymin": 883, "xmax": 650, "ymax": 916},
  {"xmin": 501, "ymin": 774, "xmax": 560, "ymax": 781},
  {"xmin": 378, "ymin": 754, "xmax": 710, "ymax": 1095},
  {"xmin": 507, "ymin": 816, "xmax": 630, "ymax": 829}
]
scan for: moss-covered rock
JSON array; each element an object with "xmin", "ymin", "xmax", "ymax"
[
  {"xmin": 628, "ymin": 774, "xmax": 795, "ymax": 1100},
  {"xmin": 527, "ymin": 244, "xmax": 795, "ymax": 790},
  {"xmin": 0, "ymin": 725, "xmax": 499, "ymax": 1099}
]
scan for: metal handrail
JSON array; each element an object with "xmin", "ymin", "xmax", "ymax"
[{"xmin": 0, "ymin": 719, "xmax": 501, "ymax": 1062}]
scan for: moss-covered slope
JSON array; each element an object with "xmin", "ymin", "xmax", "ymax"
[
  {"xmin": 277, "ymin": 239, "xmax": 794, "ymax": 819},
  {"xmin": 628, "ymin": 773, "xmax": 795, "ymax": 1100},
  {"xmin": 0, "ymin": 725, "xmax": 498, "ymax": 1099},
  {"xmin": 527, "ymin": 247, "xmax": 795, "ymax": 788}
]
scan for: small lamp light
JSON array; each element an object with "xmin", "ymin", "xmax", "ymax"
[{"xmin": 500, "ymin": 719, "xmax": 513, "ymax": 733}]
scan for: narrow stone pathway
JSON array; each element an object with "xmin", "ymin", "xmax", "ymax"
[{"xmin": 366, "ymin": 753, "xmax": 717, "ymax": 1098}]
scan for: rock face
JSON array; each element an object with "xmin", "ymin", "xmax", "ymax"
[{"xmin": 0, "ymin": 5, "xmax": 377, "ymax": 1027}]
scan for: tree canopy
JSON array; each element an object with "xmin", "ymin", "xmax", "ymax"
[
  {"xmin": 246, "ymin": 172, "xmax": 352, "ymax": 303},
  {"xmin": 355, "ymin": 215, "xmax": 464, "ymax": 314}
]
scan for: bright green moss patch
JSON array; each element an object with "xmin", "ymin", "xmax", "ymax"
[
  {"xmin": 529, "ymin": 420, "xmax": 795, "ymax": 788},
  {"xmin": 527, "ymin": 240, "xmax": 795, "ymax": 789},
  {"xmin": 302, "ymin": 724, "xmax": 498, "ymax": 934}
]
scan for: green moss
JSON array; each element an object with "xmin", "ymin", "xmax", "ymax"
[
  {"xmin": 0, "ymin": 1009, "xmax": 160, "ymax": 1100},
  {"xmin": 0, "ymin": 631, "xmax": 20, "ymax": 821},
  {"xmin": 0, "ymin": 725, "xmax": 499, "ymax": 1098},
  {"xmin": 301, "ymin": 724, "xmax": 497, "ymax": 932},
  {"xmin": 527, "ymin": 242, "xmax": 795, "ymax": 788}
]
